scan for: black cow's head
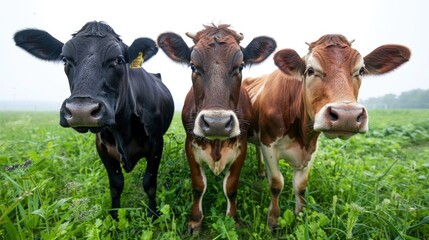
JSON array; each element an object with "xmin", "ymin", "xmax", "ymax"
[
  {"xmin": 158, "ymin": 24, "xmax": 276, "ymax": 139},
  {"xmin": 14, "ymin": 21, "xmax": 158, "ymax": 133}
]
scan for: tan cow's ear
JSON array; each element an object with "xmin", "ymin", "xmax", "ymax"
[
  {"xmin": 274, "ymin": 49, "xmax": 305, "ymax": 75},
  {"xmin": 364, "ymin": 44, "xmax": 411, "ymax": 75}
]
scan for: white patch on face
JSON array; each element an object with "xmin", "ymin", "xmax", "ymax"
[
  {"xmin": 352, "ymin": 56, "xmax": 365, "ymax": 78},
  {"xmin": 304, "ymin": 53, "xmax": 324, "ymax": 86},
  {"xmin": 193, "ymin": 110, "xmax": 240, "ymax": 139}
]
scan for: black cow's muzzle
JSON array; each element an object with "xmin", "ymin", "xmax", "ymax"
[{"xmin": 60, "ymin": 97, "xmax": 115, "ymax": 133}]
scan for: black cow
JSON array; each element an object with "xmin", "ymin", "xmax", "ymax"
[{"xmin": 14, "ymin": 21, "xmax": 174, "ymax": 218}]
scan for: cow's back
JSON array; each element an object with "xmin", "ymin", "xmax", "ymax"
[
  {"xmin": 128, "ymin": 68, "xmax": 174, "ymax": 137},
  {"xmin": 243, "ymin": 69, "xmax": 303, "ymax": 143}
]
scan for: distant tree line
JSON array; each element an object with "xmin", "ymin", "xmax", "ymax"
[{"xmin": 361, "ymin": 88, "xmax": 429, "ymax": 109}]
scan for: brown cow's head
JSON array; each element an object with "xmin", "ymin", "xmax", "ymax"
[
  {"xmin": 274, "ymin": 34, "xmax": 410, "ymax": 139},
  {"xmin": 158, "ymin": 24, "xmax": 276, "ymax": 139}
]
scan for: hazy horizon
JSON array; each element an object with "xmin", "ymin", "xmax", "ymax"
[{"xmin": 2, "ymin": 87, "xmax": 428, "ymax": 111}]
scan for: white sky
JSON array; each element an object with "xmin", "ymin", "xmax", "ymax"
[{"xmin": 1, "ymin": 0, "xmax": 427, "ymax": 110}]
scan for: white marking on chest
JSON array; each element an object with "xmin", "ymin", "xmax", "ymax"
[
  {"xmin": 264, "ymin": 135, "xmax": 317, "ymax": 171},
  {"xmin": 192, "ymin": 140, "xmax": 242, "ymax": 175}
]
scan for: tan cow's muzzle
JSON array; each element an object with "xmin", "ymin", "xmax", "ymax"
[{"xmin": 313, "ymin": 102, "xmax": 368, "ymax": 139}]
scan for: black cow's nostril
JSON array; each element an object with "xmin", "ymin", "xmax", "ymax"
[
  {"xmin": 90, "ymin": 103, "xmax": 102, "ymax": 118},
  {"xmin": 327, "ymin": 106, "xmax": 339, "ymax": 121},
  {"xmin": 63, "ymin": 106, "xmax": 72, "ymax": 119}
]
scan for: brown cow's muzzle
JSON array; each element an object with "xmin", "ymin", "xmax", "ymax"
[
  {"xmin": 313, "ymin": 102, "xmax": 368, "ymax": 140},
  {"xmin": 60, "ymin": 97, "xmax": 115, "ymax": 133},
  {"xmin": 193, "ymin": 110, "xmax": 241, "ymax": 140}
]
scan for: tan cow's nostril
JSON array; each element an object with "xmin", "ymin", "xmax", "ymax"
[
  {"xmin": 327, "ymin": 106, "xmax": 339, "ymax": 121},
  {"xmin": 356, "ymin": 110, "xmax": 364, "ymax": 123}
]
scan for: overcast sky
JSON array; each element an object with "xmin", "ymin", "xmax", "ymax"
[{"xmin": 1, "ymin": 0, "xmax": 427, "ymax": 110}]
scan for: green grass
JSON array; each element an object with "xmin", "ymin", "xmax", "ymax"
[{"xmin": 1, "ymin": 109, "xmax": 428, "ymax": 239}]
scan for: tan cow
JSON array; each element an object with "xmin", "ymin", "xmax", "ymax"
[{"xmin": 242, "ymin": 34, "xmax": 410, "ymax": 228}]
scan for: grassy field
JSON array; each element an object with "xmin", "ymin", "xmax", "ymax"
[{"xmin": 1, "ymin": 109, "xmax": 428, "ymax": 239}]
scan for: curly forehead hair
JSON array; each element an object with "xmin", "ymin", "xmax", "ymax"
[
  {"xmin": 308, "ymin": 34, "xmax": 352, "ymax": 51},
  {"xmin": 192, "ymin": 24, "xmax": 243, "ymax": 43}
]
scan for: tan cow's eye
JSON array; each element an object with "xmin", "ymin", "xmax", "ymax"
[
  {"xmin": 359, "ymin": 67, "xmax": 365, "ymax": 76},
  {"xmin": 306, "ymin": 67, "xmax": 315, "ymax": 76}
]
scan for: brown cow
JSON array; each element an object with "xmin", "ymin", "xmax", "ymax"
[
  {"xmin": 157, "ymin": 24, "xmax": 276, "ymax": 234},
  {"xmin": 243, "ymin": 34, "xmax": 410, "ymax": 228}
]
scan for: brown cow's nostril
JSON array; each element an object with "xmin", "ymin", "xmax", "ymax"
[
  {"xmin": 327, "ymin": 106, "xmax": 339, "ymax": 121},
  {"xmin": 225, "ymin": 116, "xmax": 234, "ymax": 130},
  {"xmin": 201, "ymin": 115, "xmax": 210, "ymax": 130}
]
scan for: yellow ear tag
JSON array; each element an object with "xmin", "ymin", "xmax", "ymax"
[{"xmin": 130, "ymin": 52, "xmax": 144, "ymax": 68}]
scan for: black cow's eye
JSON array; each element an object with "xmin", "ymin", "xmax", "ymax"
[
  {"xmin": 61, "ymin": 57, "xmax": 67, "ymax": 65},
  {"xmin": 115, "ymin": 57, "xmax": 125, "ymax": 65},
  {"xmin": 359, "ymin": 67, "xmax": 365, "ymax": 76},
  {"xmin": 306, "ymin": 67, "xmax": 315, "ymax": 76}
]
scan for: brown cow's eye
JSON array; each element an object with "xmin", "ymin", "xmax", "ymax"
[
  {"xmin": 190, "ymin": 63, "xmax": 197, "ymax": 73},
  {"xmin": 306, "ymin": 67, "xmax": 315, "ymax": 76},
  {"xmin": 359, "ymin": 67, "xmax": 365, "ymax": 76},
  {"xmin": 239, "ymin": 63, "xmax": 244, "ymax": 72}
]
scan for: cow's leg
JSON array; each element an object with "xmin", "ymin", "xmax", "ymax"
[
  {"xmin": 186, "ymin": 139, "xmax": 207, "ymax": 235},
  {"xmin": 143, "ymin": 138, "xmax": 163, "ymax": 218},
  {"xmin": 223, "ymin": 140, "xmax": 247, "ymax": 224},
  {"xmin": 256, "ymin": 145, "xmax": 265, "ymax": 177},
  {"xmin": 292, "ymin": 159, "xmax": 313, "ymax": 214},
  {"xmin": 96, "ymin": 134, "xmax": 124, "ymax": 219},
  {"xmin": 261, "ymin": 144, "xmax": 283, "ymax": 229}
]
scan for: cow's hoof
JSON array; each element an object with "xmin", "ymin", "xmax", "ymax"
[
  {"xmin": 187, "ymin": 221, "xmax": 202, "ymax": 236},
  {"xmin": 267, "ymin": 216, "xmax": 279, "ymax": 230}
]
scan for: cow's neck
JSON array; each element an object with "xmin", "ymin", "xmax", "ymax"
[{"xmin": 292, "ymin": 83, "xmax": 321, "ymax": 151}]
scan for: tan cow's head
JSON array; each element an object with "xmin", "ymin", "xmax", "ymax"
[{"xmin": 274, "ymin": 34, "xmax": 410, "ymax": 139}]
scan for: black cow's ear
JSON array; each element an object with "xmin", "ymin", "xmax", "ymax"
[
  {"xmin": 128, "ymin": 38, "xmax": 158, "ymax": 63},
  {"xmin": 14, "ymin": 29, "xmax": 64, "ymax": 61},
  {"xmin": 274, "ymin": 49, "xmax": 306, "ymax": 75},
  {"xmin": 242, "ymin": 36, "xmax": 276, "ymax": 64},
  {"xmin": 157, "ymin": 32, "xmax": 191, "ymax": 64}
]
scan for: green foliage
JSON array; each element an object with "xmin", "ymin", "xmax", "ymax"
[{"xmin": 1, "ymin": 110, "xmax": 428, "ymax": 239}]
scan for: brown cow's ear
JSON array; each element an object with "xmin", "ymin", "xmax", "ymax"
[
  {"xmin": 364, "ymin": 44, "xmax": 411, "ymax": 75},
  {"xmin": 243, "ymin": 36, "xmax": 276, "ymax": 64},
  {"xmin": 157, "ymin": 32, "xmax": 191, "ymax": 64},
  {"xmin": 274, "ymin": 49, "xmax": 305, "ymax": 75}
]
